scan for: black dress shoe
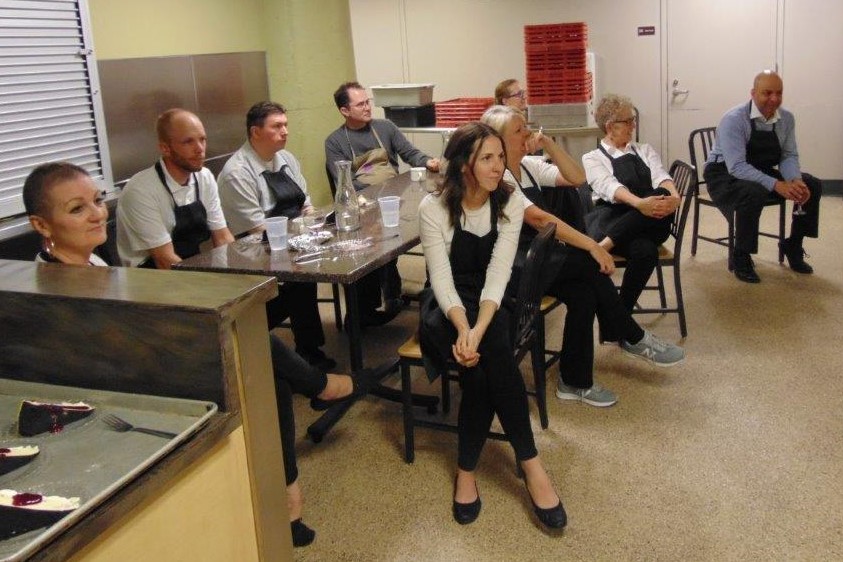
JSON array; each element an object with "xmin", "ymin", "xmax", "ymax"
[
  {"xmin": 296, "ymin": 347, "xmax": 337, "ymax": 371},
  {"xmin": 290, "ymin": 518, "xmax": 315, "ymax": 547},
  {"xmin": 733, "ymin": 253, "xmax": 761, "ymax": 283},
  {"xmin": 452, "ymin": 478, "xmax": 481, "ymax": 525},
  {"xmin": 780, "ymin": 240, "xmax": 814, "ymax": 274}
]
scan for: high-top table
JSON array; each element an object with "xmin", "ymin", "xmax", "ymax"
[{"xmin": 176, "ymin": 172, "xmax": 436, "ymax": 441}]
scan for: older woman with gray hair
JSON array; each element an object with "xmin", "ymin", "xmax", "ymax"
[
  {"xmin": 481, "ymin": 106, "xmax": 685, "ymax": 409},
  {"xmin": 582, "ymin": 94, "xmax": 680, "ymax": 312}
]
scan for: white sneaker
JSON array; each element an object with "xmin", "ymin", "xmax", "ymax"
[
  {"xmin": 556, "ymin": 381, "xmax": 617, "ymax": 407},
  {"xmin": 621, "ymin": 331, "xmax": 685, "ymax": 367}
]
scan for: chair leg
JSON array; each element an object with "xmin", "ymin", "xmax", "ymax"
[
  {"xmin": 441, "ymin": 371, "xmax": 451, "ymax": 415},
  {"xmin": 691, "ymin": 193, "xmax": 701, "ymax": 256},
  {"xmin": 727, "ymin": 212, "xmax": 736, "ymax": 271},
  {"xmin": 674, "ymin": 264, "xmax": 687, "ymax": 338},
  {"xmin": 778, "ymin": 201, "xmax": 786, "ymax": 263},
  {"xmin": 400, "ymin": 361, "xmax": 415, "ymax": 463},
  {"xmin": 331, "ymin": 283, "xmax": 343, "ymax": 331},
  {"xmin": 530, "ymin": 334, "xmax": 549, "ymax": 430},
  {"xmin": 655, "ymin": 262, "xmax": 667, "ymax": 308}
]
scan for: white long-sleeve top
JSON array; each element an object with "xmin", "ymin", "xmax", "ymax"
[
  {"xmin": 583, "ymin": 140, "xmax": 672, "ymax": 203},
  {"xmin": 419, "ymin": 190, "xmax": 524, "ymax": 314}
]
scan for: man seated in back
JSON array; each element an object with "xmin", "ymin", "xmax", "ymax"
[
  {"xmin": 117, "ymin": 109, "xmax": 233, "ymax": 269},
  {"xmin": 324, "ymin": 81, "xmax": 440, "ymax": 326},
  {"xmin": 704, "ymin": 70, "xmax": 821, "ymax": 283},
  {"xmin": 217, "ymin": 101, "xmax": 334, "ymax": 370}
]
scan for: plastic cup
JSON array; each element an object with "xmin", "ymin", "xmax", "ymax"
[
  {"xmin": 378, "ymin": 196, "xmax": 401, "ymax": 227},
  {"xmin": 410, "ymin": 167, "xmax": 427, "ymax": 182},
  {"xmin": 265, "ymin": 216, "xmax": 288, "ymax": 251}
]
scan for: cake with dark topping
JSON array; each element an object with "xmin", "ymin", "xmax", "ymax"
[
  {"xmin": 0, "ymin": 489, "xmax": 80, "ymax": 539},
  {"xmin": 0, "ymin": 445, "xmax": 40, "ymax": 477},
  {"xmin": 18, "ymin": 400, "xmax": 94, "ymax": 437}
]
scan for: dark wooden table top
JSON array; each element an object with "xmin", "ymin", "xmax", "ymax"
[{"xmin": 176, "ymin": 172, "xmax": 435, "ymax": 284}]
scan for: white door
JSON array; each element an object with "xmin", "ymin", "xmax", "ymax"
[{"xmin": 664, "ymin": 0, "xmax": 779, "ymax": 165}]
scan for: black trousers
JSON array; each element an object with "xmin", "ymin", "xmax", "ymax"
[
  {"xmin": 355, "ymin": 259, "xmax": 401, "ymax": 314},
  {"xmin": 704, "ymin": 162, "xmax": 821, "ymax": 254},
  {"xmin": 266, "ymin": 281, "xmax": 325, "ymax": 351},
  {"xmin": 420, "ymin": 300, "xmax": 538, "ymax": 471},
  {"xmin": 542, "ymin": 246, "xmax": 645, "ymax": 389},
  {"xmin": 269, "ymin": 335, "xmax": 328, "ymax": 486},
  {"xmin": 587, "ymin": 188, "xmax": 671, "ymax": 311}
]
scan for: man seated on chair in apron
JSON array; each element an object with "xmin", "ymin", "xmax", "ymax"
[
  {"xmin": 324, "ymin": 81, "xmax": 441, "ymax": 327},
  {"xmin": 117, "ymin": 108, "xmax": 234, "ymax": 270},
  {"xmin": 218, "ymin": 101, "xmax": 336, "ymax": 370}
]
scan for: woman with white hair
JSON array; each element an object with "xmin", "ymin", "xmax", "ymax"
[{"xmin": 583, "ymin": 94, "xmax": 680, "ymax": 311}]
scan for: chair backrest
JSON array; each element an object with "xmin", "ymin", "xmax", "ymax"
[
  {"xmin": 687, "ymin": 127, "xmax": 717, "ymax": 187},
  {"xmin": 512, "ymin": 223, "xmax": 555, "ymax": 351},
  {"xmin": 666, "ymin": 159, "xmax": 697, "ymax": 259}
]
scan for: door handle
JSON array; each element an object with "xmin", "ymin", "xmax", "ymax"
[{"xmin": 672, "ymin": 87, "xmax": 690, "ymax": 96}]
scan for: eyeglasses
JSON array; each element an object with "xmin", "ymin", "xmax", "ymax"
[
  {"xmin": 505, "ymin": 90, "xmax": 526, "ymax": 100},
  {"xmin": 613, "ymin": 116, "xmax": 637, "ymax": 126},
  {"xmin": 348, "ymin": 98, "xmax": 373, "ymax": 109}
]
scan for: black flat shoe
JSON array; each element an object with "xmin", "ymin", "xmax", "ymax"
[
  {"xmin": 309, "ymin": 361, "xmax": 393, "ymax": 411},
  {"xmin": 290, "ymin": 518, "xmax": 315, "ymax": 547},
  {"xmin": 523, "ymin": 479, "xmax": 567, "ymax": 529},
  {"xmin": 529, "ymin": 496, "xmax": 567, "ymax": 529},
  {"xmin": 733, "ymin": 253, "xmax": 760, "ymax": 283},
  {"xmin": 452, "ymin": 477, "xmax": 481, "ymax": 525}
]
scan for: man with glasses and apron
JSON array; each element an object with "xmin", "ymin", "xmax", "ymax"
[
  {"xmin": 324, "ymin": 81, "xmax": 441, "ymax": 326},
  {"xmin": 218, "ymin": 101, "xmax": 335, "ymax": 370},
  {"xmin": 117, "ymin": 109, "xmax": 233, "ymax": 270}
]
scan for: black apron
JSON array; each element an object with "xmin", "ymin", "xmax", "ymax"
[
  {"xmin": 152, "ymin": 162, "xmax": 210, "ymax": 264},
  {"xmin": 588, "ymin": 144, "xmax": 661, "ymax": 240},
  {"xmin": 418, "ymin": 198, "xmax": 505, "ymax": 380},
  {"xmin": 745, "ymin": 101, "xmax": 782, "ymax": 175},
  {"xmin": 511, "ymin": 165, "xmax": 569, "ymax": 289},
  {"xmin": 262, "ymin": 165, "xmax": 306, "ymax": 219}
]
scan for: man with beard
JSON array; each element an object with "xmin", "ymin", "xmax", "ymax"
[{"xmin": 117, "ymin": 109, "xmax": 234, "ymax": 268}]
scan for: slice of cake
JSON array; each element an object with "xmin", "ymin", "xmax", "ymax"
[
  {"xmin": 0, "ymin": 445, "xmax": 40, "ymax": 476},
  {"xmin": 0, "ymin": 489, "xmax": 80, "ymax": 539},
  {"xmin": 18, "ymin": 400, "xmax": 94, "ymax": 437}
]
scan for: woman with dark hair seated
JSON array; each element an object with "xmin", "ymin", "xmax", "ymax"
[
  {"xmin": 23, "ymin": 162, "xmax": 379, "ymax": 547},
  {"xmin": 418, "ymin": 122, "xmax": 565, "ymax": 529},
  {"xmin": 481, "ymin": 106, "xmax": 685, "ymax": 409}
]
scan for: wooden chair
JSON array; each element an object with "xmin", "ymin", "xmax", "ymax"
[
  {"xmin": 688, "ymin": 127, "xmax": 785, "ymax": 269},
  {"xmin": 397, "ymin": 224, "xmax": 555, "ymax": 463}
]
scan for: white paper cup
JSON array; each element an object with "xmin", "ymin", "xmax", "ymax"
[
  {"xmin": 290, "ymin": 216, "xmax": 304, "ymax": 235},
  {"xmin": 265, "ymin": 216, "xmax": 289, "ymax": 251},
  {"xmin": 378, "ymin": 196, "xmax": 401, "ymax": 227},
  {"xmin": 410, "ymin": 167, "xmax": 427, "ymax": 182}
]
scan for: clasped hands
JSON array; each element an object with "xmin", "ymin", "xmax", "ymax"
[
  {"xmin": 636, "ymin": 194, "xmax": 680, "ymax": 219},
  {"xmin": 774, "ymin": 178, "xmax": 811, "ymax": 204},
  {"xmin": 452, "ymin": 327, "xmax": 482, "ymax": 368}
]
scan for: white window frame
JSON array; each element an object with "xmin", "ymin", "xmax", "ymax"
[{"xmin": 0, "ymin": 0, "xmax": 113, "ymax": 239}]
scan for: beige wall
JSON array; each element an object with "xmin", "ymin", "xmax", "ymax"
[
  {"xmin": 349, "ymin": 0, "xmax": 843, "ymax": 180},
  {"xmin": 88, "ymin": 0, "xmax": 356, "ymax": 205}
]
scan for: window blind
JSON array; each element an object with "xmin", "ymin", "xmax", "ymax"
[{"xmin": 0, "ymin": 0, "xmax": 112, "ymax": 223}]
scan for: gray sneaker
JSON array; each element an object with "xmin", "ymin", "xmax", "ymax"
[
  {"xmin": 621, "ymin": 331, "xmax": 685, "ymax": 367},
  {"xmin": 556, "ymin": 381, "xmax": 617, "ymax": 407}
]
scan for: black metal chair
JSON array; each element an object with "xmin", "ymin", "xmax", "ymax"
[
  {"xmin": 688, "ymin": 127, "xmax": 785, "ymax": 269},
  {"xmin": 397, "ymin": 224, "xmax": 555, "ymax": 463}
]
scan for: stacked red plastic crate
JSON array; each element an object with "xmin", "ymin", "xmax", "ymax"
[
  {"xmin": 524, "ymin": 22, "xmax": 592, "ymax": 104},
  {"xmin": 434, "ymin": 97, "xmax": 495, "ymax": 127}
]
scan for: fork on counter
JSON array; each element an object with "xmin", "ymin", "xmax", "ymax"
[{"xmin": 102, "ymin": 414, "xmax": 178, "ymax": 439}]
